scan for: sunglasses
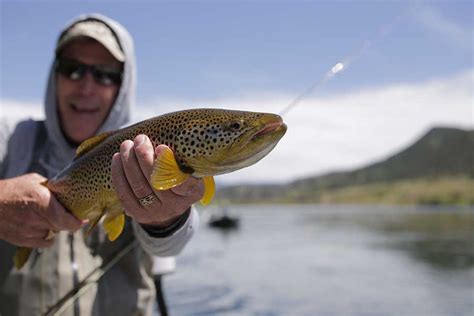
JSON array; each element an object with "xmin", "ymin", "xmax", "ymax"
[{"xmin": 55, "ymin": 58, "xmax": 123, "ymax": 86}]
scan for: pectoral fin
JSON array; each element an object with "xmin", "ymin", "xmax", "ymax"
[
  {"xmin": 14, "ymin": 247, "xmax": 32, "ymax": 269},
  {"xmin": 151, "ymin": 146, "xmax": 190, "ymax": 190},
  {"xmin": 200, "ymin": 176, "xmax": 215, "ymax": 206},
  {"xmin": 103, "ymin": 213, "xmax": 125, "ymax": 241}
]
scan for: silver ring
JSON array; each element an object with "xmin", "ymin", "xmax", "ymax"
[{"xmin": 138, "ymin": 193, "xmax": 156, "ymax": 206}]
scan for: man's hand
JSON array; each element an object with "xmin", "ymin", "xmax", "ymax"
[
  {"xmin": 111, "ymin": 134, "xmax": 204, "ymax": 228},
  {"xmin": 0, "ymin": 173, "xmax": 83, "ymax": 248}
]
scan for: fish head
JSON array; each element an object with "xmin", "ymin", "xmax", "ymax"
[{"xmin": 173, "ymin": 109, "xmax": 287, "ymax": 177}]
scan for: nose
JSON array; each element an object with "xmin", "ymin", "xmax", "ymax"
[{"xmin": 77, "ymin": 71, "xmax": 96, "ymax": 96}]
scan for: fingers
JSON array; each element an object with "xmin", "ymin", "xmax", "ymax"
[
  {"xmin": 34, "ymin": 185, "xmax": 83, "ymax": 232},
  {"xmin": 157, "ymin": 177, "xmax": 204, "ymax": 211},
  {"xmin": 0, "ymin": 174, "xmax": 83, "ymax": 248},
  {"xmin": 19, "ymin": 189, "xmax": 81, "ymax": 247},
  {"xmin": 112, "ymin": 135, "xmax": 160, "ymax": 214},
  {"xmin": 119, "ymin": 137, "xmax": 154, "ymax": 200},
  {"xmin": 111, "ymin": 135, "xmax": 204, "ymax": 227},
  {"xmin": 111, "ymin": 152, "xmax": 148, "ymax": 212},
  {"xmin": 148, "ymin": 178, "xmax": 203, "ymax": 226},
  {"xmin": 28, "ymin": 172, "xmax": 48, "ymax": 184},
  {"xmin": 112, "ymin": 149, "xmax": 159, "ymax": 224},
  {"xmin": 0, "ymin": 215, "xmax": 55, "ymax": 248},
  {"xmin": 14, "ymin": 230, "xmax": 55, "ymax": 248},
  {"xmin": 23, "ymin": 228, "xmax": 52, "ymax": 239},
  {"xmin": 15, "ymin": 236, "xmax": 55, "ymax": 248},
  {"xmin": 170, "ymin": 176, "xmax": 204, "ymax": 198},
  {"xmin": 154, "ymin": 190, "xmax": 198, "ymax": 220},
  {"xmin": 134, "ymin": 135, "xmax": 156, "ymax": 184}
]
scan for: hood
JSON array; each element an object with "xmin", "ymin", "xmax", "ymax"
[{"xmin": 43, "ymin": 13, "xmax": 136, "ymax": 173}]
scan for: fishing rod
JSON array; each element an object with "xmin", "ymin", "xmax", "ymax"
[
  {"xmin": 279, "ymin": 4, "xmax": 415, "ymax": 117},
  {"xmin": 44, "ymin": 239, "xmax": 138, "ymax": 316}
]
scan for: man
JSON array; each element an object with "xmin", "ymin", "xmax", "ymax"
[{"xmin": 0, "ymin": 14, "xmax": 203, "ymax": 315}]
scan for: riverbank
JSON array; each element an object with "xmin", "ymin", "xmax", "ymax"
[{"xmin": 216, "ymin": 176, "xmax": 474, "ymax": 205}]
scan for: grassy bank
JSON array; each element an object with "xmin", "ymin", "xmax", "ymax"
[
  {"xmin": 316, "ymin": 176, "xmax": 474, "ymax": 205},
  {"xmin": 217, "ymin": 176, "xmax": 474, "ymax": 205}
]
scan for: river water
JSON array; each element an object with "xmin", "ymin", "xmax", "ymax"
[{"xmin": 159, "ymin": 205, "xmax": 474, "ymax": 316}]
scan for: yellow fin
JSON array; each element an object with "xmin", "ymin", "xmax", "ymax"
[
  {"xmin": 14, "ymin": 247, "xmax": 32, "ymax": 269},
  {"xmin": 151, "ymin": 146, "xmax": 190, "ymax": 190},
  {"xmin": 103, "ymin": 213, "xmax": 125, "ymax": 241},
  {"xmin": 200, "ymin": 176, "xmax": 215, "ymax": 206},
  {"xmin": 75, "ymin": 131, "xmax": 113, "ymax": 159}
]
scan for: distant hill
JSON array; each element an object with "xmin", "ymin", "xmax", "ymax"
[{"xmin": 217, "ymin": 127, "xmax": 474, "ymax": 204}]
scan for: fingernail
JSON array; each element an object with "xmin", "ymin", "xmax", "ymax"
[
  {"xmin": 81, "ymin": 219, "xmax": 90, "ymax": 226},
  {"xmin": 120, "ymin": 140, "xmax": 134, "ymax": 152},
  {"xmin": 134, "ymin": 135, "xmax": 145, "ymax": 147},
  {"xmin": 155, "ymin": 144, "xmax": 170, "ymax": 155}
]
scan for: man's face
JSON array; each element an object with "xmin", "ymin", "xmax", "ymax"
[{"xmin": 56, "ymin": 39, "xmax": 122, "ymax": 144}]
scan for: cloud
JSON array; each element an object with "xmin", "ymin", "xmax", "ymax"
[
  {"xmin": 2, "ymin": 70, "xmax": 472, "ymax": 184},
  {"xmin": 0, "ymin": 100, "xmax": 44, "ymax": 123},
  {"xmin": 140, "ymin": 70, "xmax": 473, "ymax": 184},
  {"xmin": 413, "ymin": 5, "xmax": 473, "ymax": 50}
]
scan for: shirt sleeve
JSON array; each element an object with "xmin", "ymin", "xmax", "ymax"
[
  {"xmin": 131, "ymin": 206, "xmax": 199, "ymax": 256},
  {"xmin": 0, "ymin": 119, "xmax": 13, "ymax": 178}
]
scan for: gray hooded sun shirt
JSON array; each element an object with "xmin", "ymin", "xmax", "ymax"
[{"xmin": 0, "ymin": 13, "xmax": 198, "ymax": 316}]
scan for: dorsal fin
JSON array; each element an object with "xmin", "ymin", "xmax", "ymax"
[{"xmin": 75, "ymin": 131, "xmax": 113, "ymax": 159}]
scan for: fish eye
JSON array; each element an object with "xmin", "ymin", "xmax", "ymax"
[{"xmin": 228, "ymin": 120, "xmax": 243, "ymax": 131}]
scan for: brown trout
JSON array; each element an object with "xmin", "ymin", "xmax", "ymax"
[{"xmin": 14, "ymin": 108, "xmax": 287, "ymax": 268}]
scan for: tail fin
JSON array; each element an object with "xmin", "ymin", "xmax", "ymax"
[{"xmin": 14, "ymin": 247, "xmax": 32, "ymax": 269}]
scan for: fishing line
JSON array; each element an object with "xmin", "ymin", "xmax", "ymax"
[
  {"xmin": 279, "ymin": 4, "xmax": 416, "ymax": 117},
  {"xmin": 44, "ymin": 239, "xmax": 138, "ymax": 316}
]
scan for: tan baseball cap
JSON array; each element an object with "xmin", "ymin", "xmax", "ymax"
[{"xmin": 56, "ymin": 20, "xmax": 125, "ymax": 62}]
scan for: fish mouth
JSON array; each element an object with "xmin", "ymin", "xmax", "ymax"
[
  {"xmin": 222, "ymin": 115, "xmax": 286, "ymax": 167},
  {"xmin": 252, "ymin": 120, "xmax": 287, "ymax": 140}
]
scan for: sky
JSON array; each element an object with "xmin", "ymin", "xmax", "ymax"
[{"xmin": 1, "ymin": 0, "xmax": 473, "ymax": 184}]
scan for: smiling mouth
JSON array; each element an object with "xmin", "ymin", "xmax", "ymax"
[{"xmin": 70, "ymin": 103, "xmax": 99, "ymax": 113}]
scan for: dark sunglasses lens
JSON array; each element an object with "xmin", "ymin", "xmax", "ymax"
[
  {"xmin": 92, "ymin": 68, "xmax": 122, "ymax": 86},
  {"xmin": 56, "ymin": 59, "xmax": 84, "ymax": 80},
  {"xmin": 56, "ymin": 58, "xmax": 122, "ymax": 85}
]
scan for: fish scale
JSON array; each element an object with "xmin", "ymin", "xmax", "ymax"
[{"xmin": 14, "ymin": 108, "xmax": 287, "ymax": 269}]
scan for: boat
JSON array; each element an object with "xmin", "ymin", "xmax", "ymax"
[{"xmin": 207, "ymin": 206, "xmax": 240, "ymax": 230}]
